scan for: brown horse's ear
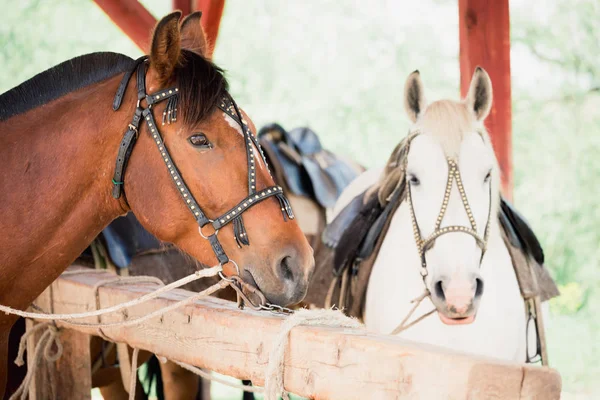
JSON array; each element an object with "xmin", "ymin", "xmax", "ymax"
[
  {"xmin": 150, "ymin": 12, "xmax": 182, "ymax": 84},
  {"xmin": 404, "ymin": 70, "xmax": 426, "ymax": 123},
  {"xmin": 180, "ymin": 11, "xmax": 210, "ymax": 58},
  {"xmin": 465, "ymin": 66, "xmax": 493, "ymax": 121}
]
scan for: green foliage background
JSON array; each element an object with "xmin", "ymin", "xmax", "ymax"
[{"xmin": 1, "ymin": 1, "xmax": 598, "ymax": 398}]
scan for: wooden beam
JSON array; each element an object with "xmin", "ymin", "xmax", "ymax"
[
  {"xmin": 93, "ymin": 0, "xmax": 157, "ymax": 52},
  {"xmin": 32, "ymin": 266, "xmax": 561, "ymax": 399},
  {"xmin": 194, "ymin": 0, "xmax": 225, "ymax": 56},
  {"xmin": 173, "ymin": 0, "xmax": 193, "ymax": 16},
  {"xmin": 459, "ymin": 0, "xmax": 513, "ymax": 200}
]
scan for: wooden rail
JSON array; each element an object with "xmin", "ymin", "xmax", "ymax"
[{"xmin": 27, "ymin": 266, "xmax": 561, "ymax": 399}]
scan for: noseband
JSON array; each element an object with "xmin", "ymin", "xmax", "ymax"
[
  {"xmin": 110, "ymin": 57, "xmax": 294, "ymax": 271},
  {"xmin": 403, "ymin": 130, "xmax": 493, "ymax": 281}
]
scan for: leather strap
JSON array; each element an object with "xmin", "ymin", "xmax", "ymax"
[
  {"xmin": 112, "ymin": 107, "xmax": 143, "ymax": 199},
  {"xmin": 212, "ymin": 186, "xmax": 286, "ymax": 230},
  {"xmin": 146, "ymin": 87, "xmax": 179, "ymax": 106},
  {"xmin": 113, "ymin": 56, "xmax": 147, "ymax": 111}
]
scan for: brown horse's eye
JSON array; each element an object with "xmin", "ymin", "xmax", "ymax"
[{"xmin": 188, "ymin": 134, "xmax": 212, "ymax": 149}]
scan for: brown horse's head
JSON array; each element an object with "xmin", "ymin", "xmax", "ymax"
[{"xmin": 123, "ymin": 12, "xmax": 314, "ymax": 306}]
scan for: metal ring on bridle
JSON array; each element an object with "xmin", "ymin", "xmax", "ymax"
[
  {"xmin": 218, "ymin": 259, "xmax": 240, "ymax": 278},
  {"xmin": 198, "ymin": 221, "xmax": 218, "ymax": 240}
]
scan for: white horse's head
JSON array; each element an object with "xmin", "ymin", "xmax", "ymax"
[{"xmin": 380, "ymin": 67, "xmax": 500, "ymax": 324}]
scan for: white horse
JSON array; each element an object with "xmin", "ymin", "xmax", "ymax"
[{"xmin": 331, "ymin": 68, "xmax": 530, "ymax": 362}]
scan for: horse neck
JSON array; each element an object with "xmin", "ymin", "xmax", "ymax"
[{"xmin": 0, "ymin": 74, "xmax": 131, "ymax": 310}]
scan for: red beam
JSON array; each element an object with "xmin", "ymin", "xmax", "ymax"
[
  {"xmin": 173, "ymin": 0, "xmax": 193, "ymax": 15},
  {"xmin": 459, "ymin": 0, "xmax": 513, "ymax": 200},
  {"xmin": 93, "ymin": 0, "xmax": 157, "ymax": 53},
  {"xmin": 194, "ymin": 0, "xmax": 225, "ymax": 55}
]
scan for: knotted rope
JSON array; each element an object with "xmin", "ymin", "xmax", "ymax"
[
  {"xmin": 6, "ymin": 267, "xmax": 365, "ymax": 400},
  {"xmin": 10, "ymin": 322, "xmax": 63, "ymax": 400},
  {"xmin": 165, "ymin": 308, "xmax": 363, "ymax": 400}
]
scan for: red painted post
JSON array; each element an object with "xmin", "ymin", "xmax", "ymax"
[
  {"xmin": 173, "ymin": 0, "xmax": 193, "ymax": 16},
  {"xmin": 459, "ymin": 0, "xmax": 513, "ymax": 200},
  {"xmin": 93, "ymin": 0, "xmax": 157, "ymax": 52},
  {"xmin": 194, "ymin": 0, "xmax": 225, "ymax": 57}
]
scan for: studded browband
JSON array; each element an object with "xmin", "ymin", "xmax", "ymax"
[
  {"xmin": 111, "ymin": 57, "xmax": 294, "ymax": 266},
  {"xmin": 402, "ymin": 130, "xmax": 493, "ymax": 280}
]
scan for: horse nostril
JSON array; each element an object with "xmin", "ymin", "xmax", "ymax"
[
  {"xmin": 475, "ymin": 278, "xmax": 484, "ymax": 298},
  {"xmin": 434, "ymin": 280, "xmax": 445, "ymax": 301},
  {"xmin": 279, "ymin": 256, "xmax": 294, "ymax": 281}
]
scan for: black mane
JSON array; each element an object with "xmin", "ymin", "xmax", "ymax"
[
  {"xmin": 0, "ymin": 50, "xmax": 229, "ymax": 125},
  {"xmin": 176, "ymin": 49, "xmax": 229, "ymax": 125},
  {"xmin": 0, "ymin": 52, "xmax": 134, "ymax": 121}
]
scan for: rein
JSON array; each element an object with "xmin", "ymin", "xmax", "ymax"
[{"xmin": 110, "ymin": 57, "xmax": 295, "ymax": 310}]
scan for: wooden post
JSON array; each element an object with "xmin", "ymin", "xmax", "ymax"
[
  {"xmin": 173, "ymin": 0, "xmax": 193, "ymax": 16},
  {"xmin": 93, "ymin": 0, "xmax": 225, "ymax": 57},
  {"xmin": 194, "ymin": 0, "xmax": 225, "ymax": 56},
  {"xmin": 25, "ymin": 288, "xmax": 92, "ymax": 400},
  {"xmin": 459, "ymin": 0, "xmax": 513, "ymax": 200},
  {"xmin": 92, "ymin": 0, "xmax": 157, "ymax": 52}
]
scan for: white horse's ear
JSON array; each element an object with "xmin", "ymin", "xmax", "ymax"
[
  {"xmin": 465, "ymin": 67, "xmax": 493, "ymax": 121},
  {"xmin": 404, "ymin": 70, "xmax": 426, "ymax": 123}
]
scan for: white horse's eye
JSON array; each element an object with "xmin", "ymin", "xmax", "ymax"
[
  {"xmin": 484, "ymin": 170, "xmax": 492, "ymax": 183},
  {"xmin": 409, "ymin": 174, "xmax": 421, "ymax": 186}
]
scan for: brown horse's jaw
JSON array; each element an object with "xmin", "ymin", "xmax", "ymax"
[{"xmin": 438, "ymin": 313, "xmax": 476, "ymax": 325}]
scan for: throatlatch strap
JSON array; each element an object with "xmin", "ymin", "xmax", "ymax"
[
  {"xmin": 113, "ymin": 56, "xmax": 148, "ymax": 111},
  {"xmin": 112, "ymin": 107, "xmax": 143, "ymax": 199}
]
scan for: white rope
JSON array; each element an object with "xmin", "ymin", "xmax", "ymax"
[
  {"xmin": 391, "ymin": 290, "xmax": 436, "ymax": 335},
  {"xmin": 0, "ymin": 266, "xmax": 221, "ymax": 321},
  {"xmin": 7, "ymin": 267, "xmax": 365, "ymax": 400},
  {"xmin": 59, "ymin": 280, "xmax": 228, "ymax": 329},
  {"xmin": 9, "ymin": 322, "xmax": 63, "ymax": 400},
  {"xmin": 128, "ymin": 348, "xmax": 140, "ymax": 400},
  {"xmin": 164, "ymin": 308, "xmax": 363, "ymax": 399},
  {"xmin": 172, "ymin": 360, "xmax": 264, "ymax": 393},
  {"xmin": 263, "ymin": 308, "xmax": 363, "ymax": 400},
  {"xmin": 6, "ymin": 266, "xmax": 226, "ymax": 400}
]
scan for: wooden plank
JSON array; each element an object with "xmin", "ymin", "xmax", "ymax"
[
  {"xmin": 173, "ymin": 0, "xmax": 193, "ymax": 16},
  {"xmin": 194, "ymin": 0, "xmax": 225, "ymax": 57},
  {"xmin": 35, "ymin": 266, "xmax": 561, "ymax": 399},
  {"xmin": 92, "ymin": 0, "xmax": 157, "ymax": 52},
  {"xmin": 459, "ymin": 0, "xmax": 513, "ymax": 200},
  {"xmin": 26, "ymin": 289, "xmax": 92, "ymax": 400}
]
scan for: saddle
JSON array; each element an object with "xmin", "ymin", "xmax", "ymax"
[{"xmin": 257, "ymin": 123, "xmax": 362, "ymax": 209}]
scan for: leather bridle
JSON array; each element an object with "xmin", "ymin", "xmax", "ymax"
[
  {"xmin": 110, "ymin": 57, "xmax": 294, "ymax": 276},
  {"xmin": 402, "ymin": 130, "xmax": 493, "ymax": 283}
]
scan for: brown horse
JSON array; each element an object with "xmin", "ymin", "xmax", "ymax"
[{"xmin": 0, "ymin": 11, "xmax": 314, "ymax": 397}]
